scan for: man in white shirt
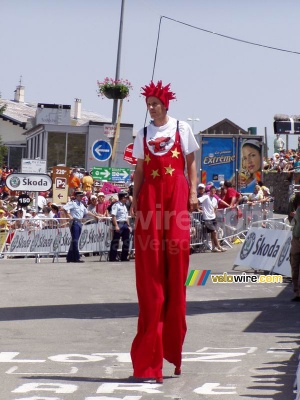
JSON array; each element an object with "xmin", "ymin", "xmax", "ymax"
[
  {"xmin": 130, "ymin": 80, "xmax": 199, "ymax": 383},
  {"xmin": 198, "ymin": 186, "xmax": 226, "ymax": 252}
]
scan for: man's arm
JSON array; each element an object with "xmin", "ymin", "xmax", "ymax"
[
  {"xmin": 218, "ymin": 199, "xmax": 230, "ymax": 208},
  {"xmin": 186, "ymin": 152, "xmax": 198, "ymax": 212},
  {"xmin": 131, "ymin": 158, "xmax": 144, "ymax": 214},
  {"xmin": 288, "ymin": 197, "xmax": 296, "ymax": 222},
  {"xmin": 111, "ymin": 214, "xmax": 119, "ymax": 231}
]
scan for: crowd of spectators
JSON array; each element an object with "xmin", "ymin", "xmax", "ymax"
[
  {"xmin": 196, "ymin": 179, "xmax": 273, "ymax": 211},
  {"xmin": 0, "ymin": 167, "xmax": 134, "ymax": 232},
  {"xmin": 263, "ymin": 149, "xmax": 300, "ymax": 173}
]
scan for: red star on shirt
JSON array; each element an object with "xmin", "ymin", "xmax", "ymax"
[{"xmin": 148, "ymin": 137, "xmax": 171, "ymax": 153}]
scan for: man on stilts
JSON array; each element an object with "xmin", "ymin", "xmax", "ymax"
[{"xmin": 131, "ymin": 80, "xmax": 199, "ymax": 383}]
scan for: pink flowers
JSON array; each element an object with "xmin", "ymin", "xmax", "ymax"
[{"xmin": 97, "ymin": 78, "xmax": 133, "ymax": 99}]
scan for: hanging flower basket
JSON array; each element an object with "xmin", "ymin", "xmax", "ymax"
[
  {"xmin": 102, "ymin": 86, "xmax": 128, "ymax": 100},
  {"xmin": 97, "ymin": 78, "xmax": 133, "ymax": 100}
]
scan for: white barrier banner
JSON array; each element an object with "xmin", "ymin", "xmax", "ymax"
[
  {"xmin": 7, "ymin": 222, "xmax": 111, "ymax": 256},
  {"xmin": 9, "ymin": 227, "xmax": 72, "ymax": 254},
  {"xmin": 10, "ymin": 230, "xmax": 34, "ymax": 253},
  {"xmin": 78, "ymin": 221, "xmax": 111, "ymax": 253},
  {"xmin": 272, "ymin": 232, "xmax": 292, "ymax": 278},
  {"xmin": 234, "ymin": 227, "xmax": 291, "ymax": 274}
]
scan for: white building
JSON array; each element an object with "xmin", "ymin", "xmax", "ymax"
[{"xmin": 0, "ymin": 85, "xmax": 134, "ymax": 171}]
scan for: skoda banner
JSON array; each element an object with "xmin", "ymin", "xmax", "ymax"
[{"xmin": 234, "ymin": 227, "xmax": 292, "ymax": 277}]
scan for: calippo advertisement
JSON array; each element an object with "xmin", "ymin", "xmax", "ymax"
[
  {"xmin": 200, "ymin": 135, "xmax": 263, "ymax": 193},
  {"xmin": 201, "ymin": 136, "xmax": 236, "ymax": 187}
]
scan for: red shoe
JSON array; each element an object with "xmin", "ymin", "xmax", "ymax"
[
  {"xmin": 174, "ymin": 367, "xmax": 181, "ymax": 376},
  {"xmin": 156, "ymin": 376, "xmax": 163, "ymax": 384}
]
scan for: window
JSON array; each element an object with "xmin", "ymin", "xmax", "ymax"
[
  {"xmin": 66, "ymin": 133, "xmax": 86, "ymax": 168},
  {"xmin": 47, "ymin": 132, "xmax": 67, "ymax": 166}
]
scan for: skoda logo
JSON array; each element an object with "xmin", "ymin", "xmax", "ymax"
[
  {"xmin": 10, "ymin": 235, "xmax": 19, "ymax": 252},
  {"xmin": 79, "ymin": 229, "xmax": 88, "ymax": 250},
  {"xmin": 240, "ymin": 232, "xmax": 256, "ymax": 260},
  {"xmin": 277, "ymin": 236, "xmax": 291, "ymax": 267},
  {"xmin": 30, "ymin": 234, "xmax": 39, "ymax": 252},
  {"xmin": 9, "ymin": 176, "xmax": 20, "ymax": 188},
  {"xmin": 53, "ymin": 232, "xmax": 62, "ymax": 251}
]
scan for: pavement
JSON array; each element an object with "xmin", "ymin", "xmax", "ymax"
[{"xmin": 0, "ymin": 242, "xmax": 299, "ymax": 400}]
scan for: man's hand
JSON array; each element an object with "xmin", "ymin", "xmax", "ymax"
[
  {"xmin": 189, "ymin": 191, "xmax": 198, "ymax": 212},
  {"xmin": 130, "ymin": 198, "xmax": 137, "ymax": 216}
]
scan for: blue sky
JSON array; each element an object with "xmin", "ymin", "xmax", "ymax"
[{"xmin": 1, "ymin": 0, "xmax": 300, "ymax": 155}]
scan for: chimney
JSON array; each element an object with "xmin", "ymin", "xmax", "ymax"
[
  {"xmin": 74, "ymin": 98, "xmax": 82, "ymax": 119},
  {"xmin": 14, "ymin": 85, "xmax": 25, "ymax": 103}
]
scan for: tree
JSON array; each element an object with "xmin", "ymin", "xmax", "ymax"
[
  {"xmin": 0, "ymin": 93, "xmax": 8, "ymax": 165},
  {"xmin": 0, "ymin": 136, "xmax": 8, "ymax": 166}
]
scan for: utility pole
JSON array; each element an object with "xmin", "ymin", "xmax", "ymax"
[{"xmin": 109, "ymin": 0, "xmax": 125, "ymax": 167}]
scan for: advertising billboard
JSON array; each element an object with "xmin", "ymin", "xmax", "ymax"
[
  {"xmin": 200, "ymin": 136, "xmax": 236, "ymax": 187},
  {"xmin": 200, "ymin": 135, "xmax": 263, "ymax": 193}
]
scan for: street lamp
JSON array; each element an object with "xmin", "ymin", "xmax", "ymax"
[{"xmin": 187, "ymin": 117, "xmax": 200, "ymax": 134}]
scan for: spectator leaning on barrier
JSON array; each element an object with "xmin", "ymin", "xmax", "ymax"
[
  {"xmin": 260, "ymin": 187, "xmax": 273, "ymax": 203},
  {"xmin": 218, "ymin": 180, "xmax": 239, "ymax": 209},
  {"xmin": 96, "ymin": 192, "xmax": 109, "ymax": 217},
  {"xmin": 87, "ymin": 195, "xmax": 98, "ymax": 214},
  {"xmin": 247, "ymin": 184, "xmax": 263, "ymax": 204},
  {"xmin": 198, "ymin": 186, "xmax": 227, "ymax": 253}
]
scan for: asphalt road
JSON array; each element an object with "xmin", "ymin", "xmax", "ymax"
[{"xmin": 0, "ymin": 243, "xmax": 299, "ymax": 400}]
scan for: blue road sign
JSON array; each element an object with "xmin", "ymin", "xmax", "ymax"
[{"xmin": 92, "ymin": 140, "xmax": 112, "ymax": 162}]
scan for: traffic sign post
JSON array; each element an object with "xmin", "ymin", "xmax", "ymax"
[
  {"xmin": 92, "ymin": 167, "xmax": 131, "ymax": 182},
  {"xmin": 92, "ymin": 140, "xmax": 112, "ymax": 162},
  {"xmin": 123, "ymin": 143, "xmax": 137, "ymax": 165},
  {"xmin": 18, "ymin": 194, "xmax": 31, "ymax": 208},
  {"xmin": 103, "ymin": 124, "xmax": 116, "ymax": 138},
  {"xmin": 111, "ymin": 167, "xmax": 130, "ymax": 182},
  {"xmin": 21, "ymin": 159, "xmax": 47, "ymax": 174},
  {"xmin": 6, "ymin": 174, "xmax": 52, "ymax": 192},
  {"xmin": 52, "ymin": 166, "xmax": 69, "ymax": 204},
  {"xmin": 92, "ymin": 167, "xmax": 111, "ymax": 181}
]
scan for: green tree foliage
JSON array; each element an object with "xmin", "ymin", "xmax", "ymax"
[
  {"xmin": 0, "ymin": 136, "xmax": 8, "ymax": 166},
  {"xmin": 0, "ymin": 93, "xmax": 8, "ymax": 165}
]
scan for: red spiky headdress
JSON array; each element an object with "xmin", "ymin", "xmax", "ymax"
[{"xmin": 141, "ymin": 80, "xmax": 176, "ymax": 110}]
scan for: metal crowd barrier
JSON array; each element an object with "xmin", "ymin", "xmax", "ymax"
[
  {"xmin": 0, "ymin": 217, "xmax": 113, "ymax": 262},
  {"xmin": 190, "ymin": 202, "xmax": 274, "ymax": 252},
  {"xmin": 0, "ymin": 202, "xmax": 274, "ymax": 261}
]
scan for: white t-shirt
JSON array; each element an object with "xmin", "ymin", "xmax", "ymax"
[
  {"xmin": 132, "ymin": 116, "xmax": 199, "ymax": 159},
  {"xmin": 198, "ymin": 194, "xmax": 217, "ymax": 220}
]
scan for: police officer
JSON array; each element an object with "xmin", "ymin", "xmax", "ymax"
[
  {"xmin": 63, "ymin": 190, "xmax": 100, "ymax": 263},
  {"xmin": 109, "ymin": 191, "xmax": 131, "ymax": 261}
]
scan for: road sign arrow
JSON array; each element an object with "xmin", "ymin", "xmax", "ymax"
[
  {"xmin": 95, "ymin": 145, "xmax": 102, "ymax": 157},
  {"xmin": 101, "ymin": 169, "xmax": 110, "ymax": 179},
  {"xmin": 58, "ymin": 193, "xmax": 63, "ymax": 199},
  {"xmin": 92, "ymin": 140, "xmax": 112, "ymax": 162},
  {"xmin": 95, "ymin": 144, "xmax": 111, "ymax": 157},
  {"xmin": 121, "ymin": 170, "xmax": 129, "ymax": 180}
]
